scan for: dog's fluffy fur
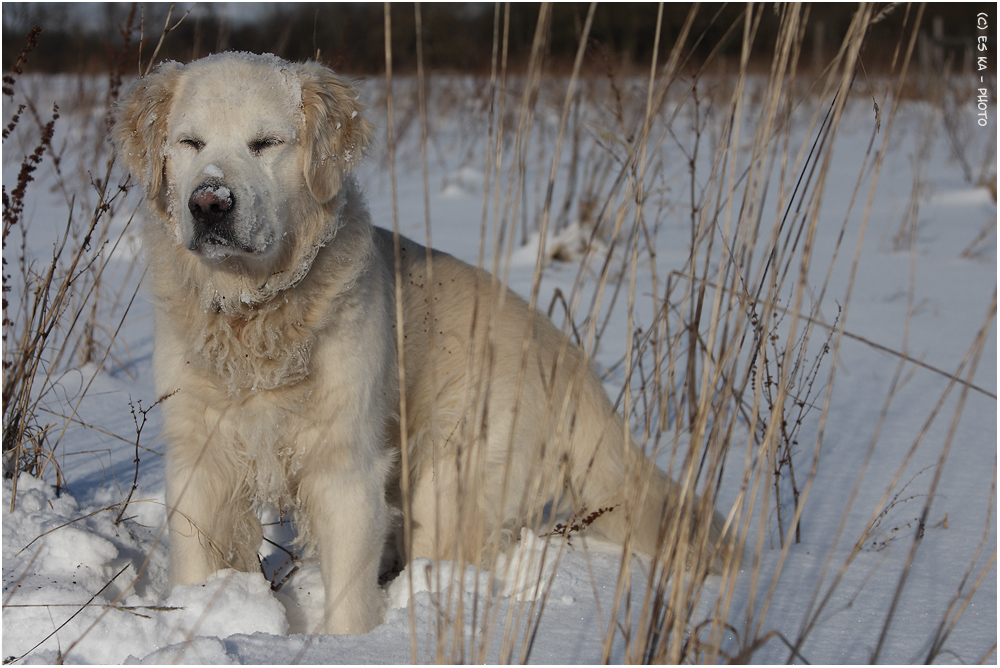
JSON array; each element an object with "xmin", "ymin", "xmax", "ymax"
[{"xmin": 113, "ymin": 53, "xmax": 730, "ymax": 635}]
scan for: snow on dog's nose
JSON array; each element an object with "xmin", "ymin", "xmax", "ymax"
[
  {"xmin": 188, "ymin": 183, "xmax": 234, "ymax": 227},
  {"xmin": 186, "ymin": 182, "xmax": 241, "ymax": 254}
]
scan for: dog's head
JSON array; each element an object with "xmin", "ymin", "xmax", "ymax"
[{"xmin": 112, "ymin": 53, "xmax": 373, "ymax": 263}]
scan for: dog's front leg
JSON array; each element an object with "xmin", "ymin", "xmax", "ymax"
[
  {"xmin": 166, "ymin": 449, "xmax": 262, "ymax": 587},
  {"xmin": 297, "ymin": 454, "xmax": 390, "ymax": 634}
]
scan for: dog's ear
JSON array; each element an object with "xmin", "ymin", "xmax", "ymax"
[
  {"xmin": 112, "ymin": 62, "xmax": 183, "ymax": 201},
  {"xmin": 297, "ymin": 62, "xmax": 374, "ymax": 204}
]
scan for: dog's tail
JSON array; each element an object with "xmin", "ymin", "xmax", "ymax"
[{"xmin": 560, "ymin": 367, "xmax": 733, "ymax": 574}]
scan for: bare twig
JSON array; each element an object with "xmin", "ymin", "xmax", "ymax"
[{"xmin": 141, "ymin": 3, "xmax": 195, "ymax": 76}]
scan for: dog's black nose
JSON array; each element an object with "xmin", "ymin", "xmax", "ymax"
[{"xmin": 188, "ymin": 184, "xmax": 234, "ymax": 226}]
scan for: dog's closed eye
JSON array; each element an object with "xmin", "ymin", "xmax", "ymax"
[
  {"xmin": 250, "ymin": 136, "xmax": 284, "ymax": 156},
  {"xmin": 180, "ymin": 137, "xmax": 205, "ymax": 152}
]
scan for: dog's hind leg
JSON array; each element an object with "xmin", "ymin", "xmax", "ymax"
[
  {"xmin": 566, "ymin": 411, "xmax": 730, "ymax": 574},
  {"xmin": 406, "ymin": 443, "xmax": 518, "ymax": 568}
]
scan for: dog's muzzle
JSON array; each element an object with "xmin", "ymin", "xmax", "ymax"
[{"xmin": 187, "ymin": 182, "xmax": 242, "ymax": 254}]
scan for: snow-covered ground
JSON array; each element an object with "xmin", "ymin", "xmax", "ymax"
[{"xmin": 2, "ymin": 68, "xmax": 996, "ymax": 665}]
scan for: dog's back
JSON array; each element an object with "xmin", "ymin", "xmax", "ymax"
[{"xmin": 373, "ymin": 228, "xmax": 729, "ymax": 573}]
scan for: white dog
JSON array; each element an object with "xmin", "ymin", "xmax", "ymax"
[{"xmin": 113, "ymin": 53, "xmax": 730, "ymax": 635}]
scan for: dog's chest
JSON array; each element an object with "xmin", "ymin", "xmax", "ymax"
[
  {"xmin": 194, "ymin": 308, "xmax": 314, "ymax": 395},
  {"xmin": 224, "ymin": 394, "xmax": 310, "ymax": 507}
]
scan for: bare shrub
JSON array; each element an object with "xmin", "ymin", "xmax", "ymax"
[{"xmin": 2, "ymin": 26, "xmax": 139, "ymax": 503}]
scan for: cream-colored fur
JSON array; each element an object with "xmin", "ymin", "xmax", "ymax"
[{"xmin": 113, "ymin": 53, "xmax": 730, "ymax": 636}]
